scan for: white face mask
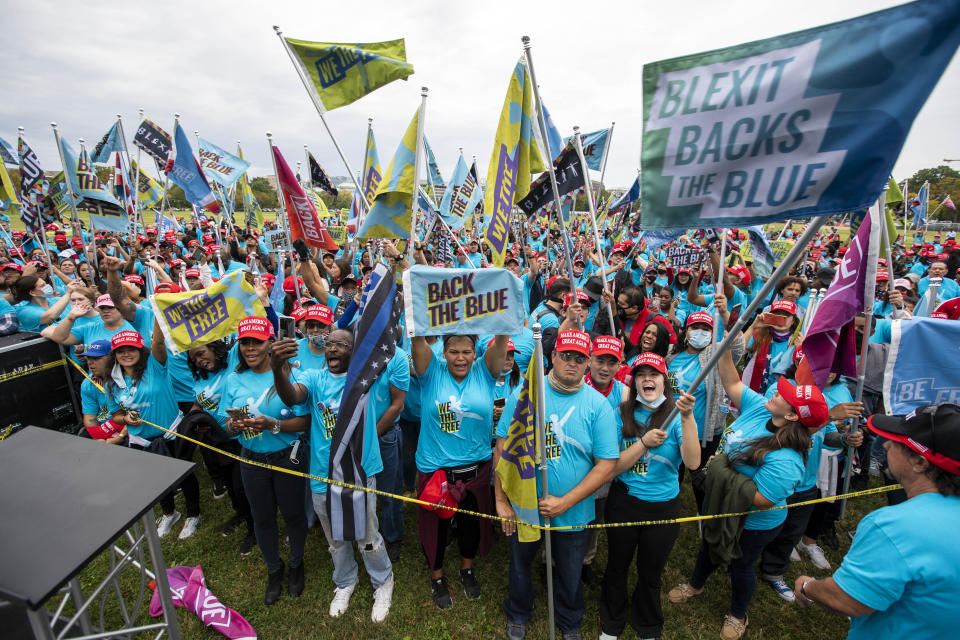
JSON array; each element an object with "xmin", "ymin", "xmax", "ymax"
[
  {"xmin": 687, "ymin": 329, "xmax": 712, "ymax": 350},
  {"xmin": 636, "ymin": 393, "xmax": 666, "ymax": 409},
  {"xmin": 40, "ymin": 284, "xmax": 54, "ymax": 296}
]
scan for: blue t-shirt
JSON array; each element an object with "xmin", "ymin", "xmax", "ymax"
[
  {"xmin": 668, "ymin": 350, "xmax": 707, "ymax": 439},
  {"xmin": 416, "ymin": 355, "xmax": 497, "ymax": 472},
  {"xmin": 166, "ymin": 351, "xmax": 195, "ymax": 404},
  {"xmin": 717, "ymin": 387, "xmax": 804, "ymax": 530},
  {"xmin": 291, "ymin": 337, "xmax": 326, "ymax": 371},
  {"xmin": 531, "ymin": 302, "xmax": 561, "ymax": 329},
  {"xmin": 14, "ymin": 300, "xmax": 50, "ymax": 332},
  {"xmin": 106, "ymin": 356, "xmax": 179, "ymax": 440},
  {"xmin": 219, "ymin": 369, "xmax": 309, "ymax": 453},
  {"xmin": 191, "ymin": 348, "xmax": 241, "ymax": 425},
  {"xmin": 70, "ymin": 306, "xmax": 153, "ymax": 346},
  {"xmin": 496, "ymin": 384, "xmax": 619, "ymax": 530},
  {"xmin": 615, "ymin": 406, "xmax": 684, "ymax": 502},
  {"xmin": 368, "ymin": 348, "xmax": 410, "ymax": 436},
  {"xmin": 81, "ymin": 378, "xmax": 110, "ymax": 422},
  {"xmin": 833, "ymin": 493, "xmax": 960, "ymax": 640}
]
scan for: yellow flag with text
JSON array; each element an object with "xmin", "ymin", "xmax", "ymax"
[{"xmin": 357, "ymin": 111, "xmax": 418, "ymax": 239}]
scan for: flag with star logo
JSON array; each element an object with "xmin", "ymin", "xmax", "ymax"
[{"xmin": 327, "ymin": 262, "xmax": 401, "ymax": 541}]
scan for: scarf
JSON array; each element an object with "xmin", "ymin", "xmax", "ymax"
[
  {"xmin": 585, "ymin": 371, "xmax": 613, "ymax": 397},
  {"xmin": 548, "ymin": 369, "xmax": 584, "ymax": 394},
  {"xmin": 742, "ymin": 332, "xmax": 791, "ymax": 394}
]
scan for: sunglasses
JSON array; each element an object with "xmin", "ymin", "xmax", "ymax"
[{"xmin": 557, "ymin": 351, "xmax": 588, "ymax": 364}]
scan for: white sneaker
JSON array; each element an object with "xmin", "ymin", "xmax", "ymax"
[
  {"xmin": 178, "ymin": 516, "xmax": 201, "ymax": 539},
  {"xmin": 157, "ymin": 511, "xmax": 181, "ymax": 538},
  {"xmin": 329, "ymin": 581, "xmax": 356, "ymax": 618},
  {"xmin": 790, "ymin": 547, "xmax": 801, "ymax": 562},
  {"xmin": 797, "ymin": 541, "xmax": 831, "ymax": 570},
  {"xmin": 371, "ymin": 574, "xmax": 394, "ymax": 622}
]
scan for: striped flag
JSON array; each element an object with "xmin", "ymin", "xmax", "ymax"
[
  {"xmin": 17, "ymin": 134, "xmax": 49, "ymax": 233},
  {"xmin": 327, "ymin": 263, "xmax": 401, "ymax": 541},
  {"xmin": 495, "ymin": 363, "xmax": 541, "ymax": 542},
  {"xmin": 114, "ymin": 154, "xmax": 135, "ymax": 218}
]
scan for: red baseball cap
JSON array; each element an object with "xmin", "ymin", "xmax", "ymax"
[
  {"xmin": 563, "ymin": 291, "xmax": 591, "ymax": 308},
  {"xmin": 164, "ymin": 231, "xmax": 176, "ymax": 241},
  {"xmin": 305, "ymin": 304, "xmax": 335, "ymax": 325},
  {"xmin": 291, "ymin": 306, "xmax": 308, "ymax": 322},
  {"xmin": 70, "ymin": 237, "xmax": 85, "ymax": 247},
  {"xmin": 53, "ymin": 234, "xmax": 67, "ymax": 243},
  {"xmin": 283, "ymin": 275, "xmax": 305, "ymax": 294},
  {"xmin": 201, "ymin": 233, "xmax": 214, "ymax": 244},
  {"xmin": 169, "ymin": 258, "xmax": 184, "ymax": 267},
  {"xmin": 487, "ymin": 336, "xmax": 518, "ymax": 353},
  {"xmin": 111, "ymin": 330, "xmax": 145, "ymax": 350},
  {"xmin": 876, "ymin": 270, "xmax": 890, "ymax": 282},
  {"xmin": 123, "ymin": 274, "xmax": 145, "ymax": 286},
  {"xmin": 933, "ymin": 298, "xmax": 960, "ymax": 320},
  {"xmin": 204, "ymin": 245, "xmax": 220, "ymax": 255},
  {"xmin": 685, "ymin": 311, "xmax": 715, "ymax": 328},
  {"xmin": 726, "ymin": 264, "xmax": 751, "ymax": 285},
  {"xmin": 555, "ymin": 330, "xmax": 590, "ymax": 356},
  {"xmin": 776, "ymin": 377, "xmax": 830, "ymax": 429},
  {"xmin": 591, "ymin": 336, "xmax": 623, "ymax": 361},
  {"xmin": 260, "ymin": 273, "xmax": 276, "ymax": 288},
  {"xmin": 632, "ymin": 352, "xmax": 667, "ymax": 375},
  {"xmin": 1, "ymin": 262, "xmax": 23, "ymax": 273},
  {"xmin": 771, "ymin": 299, "xmax": 799, "ymax": 316},
  {"xmin": 145, "ymin": 226, "xmax": 158, "ymax": 234},
  {"xmin": 185, "ymin": 268, "xmax": 201, "ymax": 279},
  {"xmin": 237, "ymin": 316, "xmax": 274, "ymax": 341},
  {"xmin": 154, "ymin": 282, "xmax": 181, "ymax": 294},
  {"xmin": 86, "ymin": 419, "xmax": 123, "ymax": 440},
  {"xmin": 187, "ymin": 239, "xmax": 200, "ymax": 248}
]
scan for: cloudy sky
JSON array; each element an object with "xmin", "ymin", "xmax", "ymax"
[{"xmin": 3, "ymin": 0, "xmax": 958, "ymax": 191}]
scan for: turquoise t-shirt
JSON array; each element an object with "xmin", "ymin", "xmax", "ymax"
[
  {"xmin": 766, "ymin": 382, "xmax": 843, "ymax": 491},
  {"xmin": 668, "ymin": 350, "xmax": 707, "ymax": 439},
  {"xmin": 833, "ymin": 493, "xmax": 960, "ymax": 640},
  {"xmin": 219, "ymin": 369, "xmax": 309, "ymax": 454},
  {"xmin": 416, "ymin": 355, "xmax": 497, "ymax": 473},
  {"xmin": 496, "ymin": 384, "xmax": 619, "ymax": 530},
  {"xmin": 291, "ymin": 337, "xmax": 326, "ymax": 371},
  {"xmin": 81, "ymin": 378, "xmax": 110, "ymax": 422},
  {"xmin": 14, "ymin": 300, "xmax": 49, "ymax": 332},
  {"xmin": 615, "ymin": 406, "xmax": 685, "ymax": 502},
  {"xmin": 369, "ymin": 348, "xmax": 410, "ymax": 435},
  {"xmin": 166, "ymin": 351, "xmax": 195, "ymax": 404},
  {"xmin": 191, "ymin": 346, "xmax": 240, "ymax": 424},
  {"xmin": 106, "ymin": 356, "xmax": 178, "ymax": 440}
]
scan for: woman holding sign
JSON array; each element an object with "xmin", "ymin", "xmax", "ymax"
[{"xmin": 410, "ymin": 331, "xmax": 509, "ymax": 609}]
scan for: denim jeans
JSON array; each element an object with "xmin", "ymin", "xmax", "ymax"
[
  {"xmin": 759, "ymin": 487, "xmax": 819, "ymax": 579},
  {"xmin": 398, "ymin": 418, "xmax": 420, "ymax": 492},
  {"xmin": 503, "ymin": 530, "xmax": 589, "ymax": 634},
  {"xmin": 689, "ymin": 525, "xmax": 782, "ymax": 620},
  {"xmin": 377, "ymin": 424, "xmax": 404, "ymax": 544},
  {"xmin": 313, "ymin": 478, "xmax": 393, "ymax": 590},
  {"xmin": 240, "ymin": 449, "xmax": 308, "ymax": 574}
]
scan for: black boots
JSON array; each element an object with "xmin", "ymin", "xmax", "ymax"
[
  {"xmin": 288, "ymin": 563, "xmax": 305, "ymax": 597},
  {"xmin": 264, "ymin": 564, "xmax": 284, "ymax": 605}
]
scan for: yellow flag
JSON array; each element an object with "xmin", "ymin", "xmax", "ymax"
[
  {"xmin": 357, "ymin": 110, "xmax": 418, "ymax": 239},
  {"xmin": 0, "ymin": 161, "xmax": 19, "ymax": 208}
]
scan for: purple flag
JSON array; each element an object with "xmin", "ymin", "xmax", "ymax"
[
  {"xmin": 150, "ymin": 565, "xmax": 257, "ymax": 639},
  {"xmin": 801, "ymin": 208, "xmax": 880, "ymax": 388}
]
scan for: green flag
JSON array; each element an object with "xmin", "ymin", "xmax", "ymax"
[
  {"xmin": 284, "ymin": 37, "xmax": 414, "ymax": 111},
  {"xmin": 886, "ymin": 177, "xmax": 904, "ymax": 205}
]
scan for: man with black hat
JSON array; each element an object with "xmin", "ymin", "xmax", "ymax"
[{"xmin": 794, "ymin": 404, "xmax": 960, "ymax": 639}]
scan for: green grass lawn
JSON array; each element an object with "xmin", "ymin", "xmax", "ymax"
[{"xmin": 68, "ymin": 450, "xmax": 887, "ymax": 640}]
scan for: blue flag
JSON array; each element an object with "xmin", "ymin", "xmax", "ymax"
[
  {"xmin": 643, "ymin": 229, "xmax": 685, "ymax": 252},
  {"xmin": 911, "ymin": 182, "xmax": 929, "ymax": 227},
  {"xmin": 640, "ymin": 0, "xmax": 960, "ymax": 230},
  {"xmin": 168, "ymin": 124, "xmax": 221, "ymax": 214},
  {"xmin": 884, "ymin": 317, "xmax": 960, "ymax": 414},
  {"xmin": 540, "ymin": 100, "xmax": 565, "ymax": 161},
  {"xmin": 90, "ymin": 122, "xmax": 125, "ymax": 163},
  {"xmin": 610, "ymin": 176, "xmax": 640, "ymax": 211},
  {"xmin": 423, "ymin": 137, "xmax": 445, "ymax": 189},
  {"xmin": 0, "ymin": 136, "xmax": 16, "ymax": 166},
  {"xmin": 198, "ymin": 138, "xmax": 251, "ymax": 188},
  {"xmin": 563, "ymin": 128, "xmax": 610, "ymax": 170}
]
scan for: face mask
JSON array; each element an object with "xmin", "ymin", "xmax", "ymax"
[
  {"xmin": 645, "ymin": 274, "xmax": 657, "ymax": 282},
  {"xmin": 773, "ymin": 328, "xmax": 793, "ymax": 339},
  {"xmin": 687, "ymin": 329, "xmax": 711, "ymax": 350},
  {"xmin": 308, "ymin": 334, "xmax": 327, "ymax": 350},
  {"xmin": 40, "ymin": 284, "xmax": 54, "ymax": 296},
  {"xmin": 637, "ymin": 393, "xmax": 666, "ymax": 409}
]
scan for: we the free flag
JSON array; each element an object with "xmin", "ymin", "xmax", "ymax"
[{"xmin": 640, "ymin": 0, "xmax": 960, "ymax": 230}]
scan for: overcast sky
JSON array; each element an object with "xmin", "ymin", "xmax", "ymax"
[{"xmin": 3, "ymin": 0, "xmax": 958, "ymax": 191}]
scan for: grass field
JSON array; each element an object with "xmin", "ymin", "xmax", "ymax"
[{"xmin": 68, "ymin": 448, "xmax": 888, "ymax": 640}]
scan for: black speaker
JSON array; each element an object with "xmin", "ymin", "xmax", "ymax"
[{"xmin": 0, "ymin": 333, "xmax": 80, "ymax": 435}]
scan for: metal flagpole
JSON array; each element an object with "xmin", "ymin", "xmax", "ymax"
[
  {"xmin": 522, "ymin": 36, "xmax": 581, "ymax": 329},
  {"xmin": 115, "ymin": 114, "xmax": 140, "ymax": 225},
  {"xmin": 572, "ymin": 126, "xmax": 616, "ymax": 331},
  {"xmin": 266, "ymin": 132, "xmax": 302, "ymax": 301},
  {"xmin": 776, "ymin": 220, "xmax": 792, "ymax": 240},
  {"xmin": 596, "ymin": 121, "xmax": 615, "ymax": 201},
  {"xmin": 530, "ymin": 323, "xmax": 555, "ymax": 640},
  {"xmin": 273, "ymin": 26, "xmax": 369, "ymax": 207},
  {"xmin": 131, "ymin": 108, "xmax": 145, "ymax": 235},
  {"xmin": 49, "ymin": 123, "xmax": 83, "ymax": 241},
  {"xmin": 659, "ymin": 216, "xmax": 829, "ymax": 428},
  {"xmin": 902, "ymin": 179, "xmax": 909, "ymax": 239},
  {"xmin": 409, "ymin": 87, "xmax": 429, "ymax": 264},
  {"xmin": 700, "ymin": 229, "xmax": 728, "ymax": 448},
  {"xmin": 155, "ymin": 114, "xmax": 178, "ymax": 226}
]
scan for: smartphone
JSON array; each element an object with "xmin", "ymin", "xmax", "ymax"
[
  {"xmin": 192, "ymin": 246, "xmax": 205, "ymax": 262},
  {"xmin": 225, "ymin": 408, "xmax": 247, "ymax": 421},
  {"xmin": 278, "ymin": 315, "xmax": 296, "ymax": 340},
  {"xmin": 761, "ymin": 312, "xmax": 788, "ymax": 328}
]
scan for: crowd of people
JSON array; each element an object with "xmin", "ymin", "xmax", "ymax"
[{"xmin": 1, "ymin": 211, "xmax": 959, "ymax": 640}]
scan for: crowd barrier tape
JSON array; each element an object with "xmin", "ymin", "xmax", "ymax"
[{"xmin": 69, "ymin": 358, "xmax": 902, "ymax": 531}]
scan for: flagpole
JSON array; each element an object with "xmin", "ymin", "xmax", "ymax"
[
  {"xmin": 272, "ymin": 25, "xmax": 368, "ymax": 207},
  {"xmin": 132, "ymin": 108, "xmax": 145, "ymax": 236},
  {"xmin": 596, "ymin": 121, "xmax": 615, "ymax": 200},
  {"xmin": 659, "ymin": 216, "xmax": 829, "ymax": 429},
  {"xmin": 522, "ymin": 36, "xmax": 581, "ymax": 328},
  {"xmin": 531, "ymin": 322, "xmax": 556, "ymax": 640},
  {"xmin": 266, "ymin": 131, "xmax": 302, "ymax": 301},
  {"xmin": 49, "ymin": 123, "xmax": 83, "ymax": 242},
  {"xmin": 572, "ymin": 126, "xmax": 616, "ymax": 331},
  {"xmin": 410, "ymin": 87, "xmax": 429, "ymax": 264},
  {"xmin": 155, "ymin": 114, "xmax": 179, "ymax": 229},
  {"xmin": 115, "ymin": 114, "xmax": 140, "ymax": 223}
]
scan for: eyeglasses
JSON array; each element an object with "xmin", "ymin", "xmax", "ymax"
[
  {"xmin": 325, "ymin": 340, "xmax": 351, "ymax": 350},
  {"xmin": 557, "ymin": 351, "xmax": 588, "ymax": 364}
]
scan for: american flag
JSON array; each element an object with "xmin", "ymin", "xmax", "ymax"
[
  {"xmin": 114, "ymin": 154, "xmax": 136, "ymax": 217},
  {"xmin": 326, "ymin": 263, "xmax": 402, "ymax": 541}
]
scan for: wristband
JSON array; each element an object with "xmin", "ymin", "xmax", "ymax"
[
  {"xmin": 800, "ymin": 579, "xmax": 815, "ymax": 602},
  {"xmin": 87, "ymin": 419, "xmax": 122, "ymax": 440}
]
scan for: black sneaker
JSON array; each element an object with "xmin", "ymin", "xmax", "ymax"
[
  {"xmin": 221, "ymin": 514, "xmax": 244, "ymax": 537},
  {"xmin": 240, "ymin": 533, "xmax": 256, "ymax": 556},
  {"xmin": 213, "ymin": 480, "xmax": 227, "ymax": 500},
  {"xmin": 386, "ymin": 540, "xmax": 402, "ymax": 563},
  {"xmin": 821, "ymin": 528, "xmax": 840, "ymax": 550},
  {"xmin": 264, "ymin": 565, "xmax": 284, "ymax": 606},
  {"xmin": 459, "ymin": 568, "xmax": 480, "ymax": 599},
  {"xmin": 431, "ymin": 577, "xmax": 453, "ymax": 609}
]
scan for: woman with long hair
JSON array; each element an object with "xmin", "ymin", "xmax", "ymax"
[
  {"xmin": 599, "ymin": 353, "xmax": 699, "ymax": 640},
  {"xmin": 667, "ymin": 345, "xmax": 830, "ymax": 640},
  {"xmin": 740, "ymin": 299, "xmax": 801, "ymax": 394},
  {"xmin": 219, "ymin": 316, "xmax": 310, "ymax": 606},
  {"xmin": 12, "ymin": 274, "xmax": 75, "ymax": 331}
]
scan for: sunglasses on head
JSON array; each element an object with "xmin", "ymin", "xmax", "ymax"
[{"xmin": 557, "ymin": 351, "xmax": 588, "ymax": 364}]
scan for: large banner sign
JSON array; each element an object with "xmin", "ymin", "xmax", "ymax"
[
  {"xmin": 640, "ymin": 0, "xmax": 960, "ymax": 230},
  {"xmin": 198, "ymin": 138, "xmax": 250, "ymax": 187},
  {"xmin": 402, "ymin": 265, "xmax": 524, "ymax": 336},
  {"xmin": 150, "ymin": 270, "xmax": 266, "ymax": 354},
  {"xmin": 883, "ymin": 317, "xmax": 960, "ymax": 415},
  {"xmin": 664, "ymin": 244, "xmax": 703, "ymax": 268},
  {"xmin": 741, "ymin": 239, "xmax": 794, "ymax": 265}
]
